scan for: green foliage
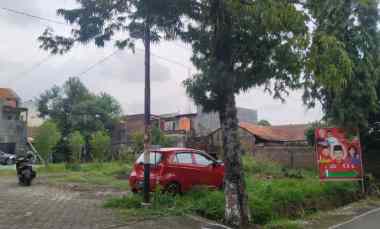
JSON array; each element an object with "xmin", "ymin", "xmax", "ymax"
[
  {"xmin": 38, "ymin": 0, "xmax": 190, "ymax": 54},
  {"xmin": 304, "ymin": 121, "xmax": 329, "ymax": 146},
  {"xmin": 68, "ymin": 131, "xmax": 85, "ymax": 163},
  {"xmin": 90, "ymin": 131, "xmax": 111, "ymax": 162},
  {"xmin": 105, "ymin": 157, "xmax": 360, "ymax": 226},
  {"xmin": 37, "ymin": 162, "xmax": 132, "ymax": 190},
  {"xmin": 131, "ymin": 127, "xmax": 175, "ymax": 154},
  {"xmin": 151, "ymin": 126, "xmax": 175, "ymax": 147},
  {"xmin": 131, "ymin": 132, "xmax": 144, "ymax": 154},
  {"xmin": 34, "ymin": 120, "xmax": 61, "ymax": 166},
  {"xmin": 258, "ymin": 120, "xmax": 271, "ymax": 126},
  {"xmin": 36, "ymin": 77, "xmax": 121, "ymax": 162},
  {"xmin": 303, "ymin": 0, "xmax": 380, "ymax": 129},
  {"xmin": 243, "ymin": 156, "xmax": 283, "ymax": 177},
  {"xmin": 183, "ymin": 0, "xmax": 309, "ymax": 113}
]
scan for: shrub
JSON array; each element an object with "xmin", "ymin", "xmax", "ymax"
[
  {"xmin": 104, "ymin": 157, "xmax": 360, "ymax": 226},
  {"xmin": 68, "ymin": 131, "xmax": 85, "ymax": 163},
  {"xmin": 34, "ymin": 120, "xmax": 61, "ymax": 166},
  {"xmin": 90, "ymin": 131, "xmax": 111, "ymax": 162}
]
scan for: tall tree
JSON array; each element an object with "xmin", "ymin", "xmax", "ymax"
[
  {"xmin": 37, "ymin": 77, "xmax": 121, "ymax": 161},
  {"xmin": 182, "ymin": 1, "xmax": 308, "ymax": 226},
  {"xmin": 38, "ymin": 0, "xmax": 190, "ymax": 203},
  {"xmin": 303, "ymin": 0, "xmax": 380, "ymax": 129}
]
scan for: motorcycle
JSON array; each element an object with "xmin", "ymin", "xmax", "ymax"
[{"xmin": 16, "ymin": 152, "xmax": 36, "ymax": 186}]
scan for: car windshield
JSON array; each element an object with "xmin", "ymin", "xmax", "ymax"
[{"xmin": 136, "ymin": 152, "xmax": 162, "ymax": 165}]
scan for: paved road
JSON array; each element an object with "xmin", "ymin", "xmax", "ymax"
[
  {"xmin": 0, "ymin": 177, "xmax": 229, "ymax": 229},
  {"xmin": 0, "ymin": 177, "xmax": 123, "ymax": 229},
  {"xmin": 334, "ymin": 208, "xmax": 380, "ymax": 229}
]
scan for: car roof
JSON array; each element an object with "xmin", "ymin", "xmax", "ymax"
[{"xmin": 153, "ymin": 147, "xmax": 200, "ymax": 152}]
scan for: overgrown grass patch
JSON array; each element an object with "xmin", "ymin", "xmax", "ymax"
[
  {"xmin": 105, "ymin": 157, "xmax": 361, "ymax": 226},
  {"xmin": 41, "ymin": 162, "xmax": 132, "ymax": 189},
  {"xmin": 104, "ymin": 188, "xmax": 225, "ymax": 220}
]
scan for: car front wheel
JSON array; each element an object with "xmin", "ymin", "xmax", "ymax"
[{"xmin": 165, "ymin": 182, "xmax": 181, "ymax": 195}]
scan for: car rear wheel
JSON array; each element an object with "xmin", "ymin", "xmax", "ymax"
[
  {"xmin": 165, "ymin": 182, "xmax": 181, "ymax": 195},
  {"xmin": 6, "ymin": 159, "xmax": 13, "ymax": 165}
]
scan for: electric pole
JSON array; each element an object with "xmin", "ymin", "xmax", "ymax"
[{"xmin": 143, "ymin": 17, "xmax": 151, "ymax": 204}]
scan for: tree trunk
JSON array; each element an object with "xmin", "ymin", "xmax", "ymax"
[{"xmin": 220, "ymin": 91, "xmax": 251, "ymax": 228}]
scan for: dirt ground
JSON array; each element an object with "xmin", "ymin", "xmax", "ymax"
[{"xmin": 0, "ymin": 176, "xmax": 229, "ymax": 229}]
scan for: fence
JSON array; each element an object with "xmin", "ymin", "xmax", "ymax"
[{"xmin": 253, "ymin": 145, "xmax": 315, "ymax": 169}]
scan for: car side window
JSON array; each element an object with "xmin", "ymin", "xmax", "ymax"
[
  {"xmin": 194, "ymin": 153, "xmax": 213, "ymax": 166},
  {"xmin": 175, "ymin": 153, "xmax": 193, "ymax": 164}
]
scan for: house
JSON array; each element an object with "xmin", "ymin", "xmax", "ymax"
[
  {"xmin": 0, "ymin": 88, "xmax": 28, "ymax": 155},
  {"xmin": 160, "ymin": 113, "xmax": 197, "ymax": 147},
  {"xmin": 193, "ymin": 106, "xmax": 258, "ymax": 136},
  {"xmin": 160, "ymin": 113, "xmax": 197, "ymax": 134},
  {"xmin": 207, "ymin": 122, "xmax": 313, "ymax": 168},
  {"xmin": 112, "ymin": 112, "xmax": 198, "ymax": 150},
  {"xmin": 111, "ymin": 114, "xmax": 162, "ymax": 151}
]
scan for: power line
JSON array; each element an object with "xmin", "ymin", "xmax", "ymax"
[
  {"xmin": 0, "ymin": 7, "xmax": 68, "ymax": 26},
  {"xmin": 1, "ymin": 6, "xmax": 193, "ymax": 79},
  {"xmin": 6, "ymin": 55, "xmax": 54, "ymax": 85},
  {"xmin": 135, "ymin": 47, "xmax": 192, "ymax": 69},
  {"xmin": 75, "ymin": 50, "xmax": 120, "ymax": 77},
  {"xmin": 170, "ymin": 42, "xmax": 191, "ymax": 52},
  {"xmin": 1, "ymin": 6, "xmax": 193, "ymax": 69}
]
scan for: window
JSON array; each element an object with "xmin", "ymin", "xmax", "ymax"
[
  {"xmin": 194, "ymin": 153, "xmax": 213, "ymax": 166},
  {"xmin": 136, "ymin": 152, "xmax": 162, "ymax": 165},
  {"xmin": 175, "ymin": 153, "xmax": 193, "ymax": 164}
]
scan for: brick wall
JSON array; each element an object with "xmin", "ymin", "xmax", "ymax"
[{"xmin": 253, "ymin": 145, "xmax": 316, "ymax": 169}]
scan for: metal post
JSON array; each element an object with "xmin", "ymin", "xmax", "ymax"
[{"xmin": 143, "ymin": 20, "xmax": 151, "ymax": 205}]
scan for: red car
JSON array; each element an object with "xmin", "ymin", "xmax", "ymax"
[{"xmin": 129, "ymin": 148, "xmax": 224, "ymax": 193}]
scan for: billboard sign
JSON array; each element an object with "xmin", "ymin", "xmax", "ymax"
[{"xmin": 315, "ymin": 128, "xmax": 363, "ymax": 180}]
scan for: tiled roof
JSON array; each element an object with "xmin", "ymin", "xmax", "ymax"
[
  {"xmin": 0, "ymin": 88, "xmax": 18, "ymax": 100},
  {"xmin": 240, "ymin": 122, "xmax": 309, "ymax": 142}
]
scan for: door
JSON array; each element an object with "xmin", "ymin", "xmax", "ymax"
[
  {"xmin": 168, "ymin": 152, "xmax": 197, "ymax": 190},
  {"xmin": 193, "ymin": 152, "xmax": 217, "ymax": 187}
]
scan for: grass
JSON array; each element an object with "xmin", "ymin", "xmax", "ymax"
[
  {"xmin": 45, "ymin": 162, "xmax": 132, "ymax": 189},
  {"xmin": 0, "ymin": 162, "xmax": 132, "ymax": 190},
  {"xmin": 104, "ymin": 156, "xmax": 361, "ymax": 227}
]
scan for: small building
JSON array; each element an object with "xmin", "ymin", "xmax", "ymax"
[
  {"xmin": 111, "ymin": 114, "xmax": 162, "ymax": 151},
  {"xmin": 208, "ymin": 122, "xmax": 314, "ymax": 168},
  {"xmin": 193, "ymin": 106, "xmax": 258, "ymax": 136},
  {"xmin": 160, "ymin": 113, "xmax": 197, "ymax": 147},
  {"xmin": 0, "ymin": 88, "xmax": 28, "ymax": 155}
]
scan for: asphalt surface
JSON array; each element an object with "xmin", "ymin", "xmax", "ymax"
[{"xmin": 334, "ymin": 208, "xmax": 380, "ymax": 229}]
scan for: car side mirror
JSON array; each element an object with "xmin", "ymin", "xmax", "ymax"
[{"xmin": 212, "ymin": 160, "xmax": 222, "ymax": 167}]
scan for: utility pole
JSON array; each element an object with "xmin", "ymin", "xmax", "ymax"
[{"xmin": 143, "ymin": 17, "xmax": 151, "ymax": 204}]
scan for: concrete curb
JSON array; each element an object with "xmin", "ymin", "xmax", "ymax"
[{"xmin": 329, "ymin": 207, "xmax": 380, "ymax": 229}]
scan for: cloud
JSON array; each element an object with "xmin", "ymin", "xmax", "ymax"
[
  {"xmin": 0, "ymin": 0, "xmax": 45, "ymax": 26},
  {"xmin": 97, "ymin": 51, "xmax": 171, "ymax": 83},
  {"xmin": 0, "ymin": 0, "xmax": 323, "ymax": 125}
]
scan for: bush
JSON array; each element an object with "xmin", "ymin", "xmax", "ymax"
[
  {"xmin": 68, "ymin": 131, "xmax": 85, "ymax": 163},
  {"xmin": 104, "ymin": 195, "xmax": 142, "ymax": 209},
  {"xmin": 105, "ymin": 157, "xmax": 360, "ymax": 226},
  {"xmin": 34, "ymin": 120, "xmax": 61, "ymax": 166},
  {"xmin": 90, "ymin": 131, "xmax": 111, "ymax": 162},
  {"xmin": 243, "ymin": 155, "xmax": 283, "ymax": 177}
]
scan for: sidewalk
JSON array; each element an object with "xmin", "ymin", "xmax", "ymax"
[{"xmin": 302, "ymin": 198, "xmax": 380, "ymax": 229}]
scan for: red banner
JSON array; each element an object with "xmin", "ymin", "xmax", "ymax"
[{"xmin": 315, "ymin": 128, "xmax": 363, "ymax": 180}]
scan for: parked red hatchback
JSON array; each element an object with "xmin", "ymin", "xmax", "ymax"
[{"xmin": 129, "ymin": 148, "xmax": 224, "ymax": 193}]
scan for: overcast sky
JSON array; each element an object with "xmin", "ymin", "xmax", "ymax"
[{"xmin": 0, "ymin": 0, "xmax": 323, "ymax": 125}]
